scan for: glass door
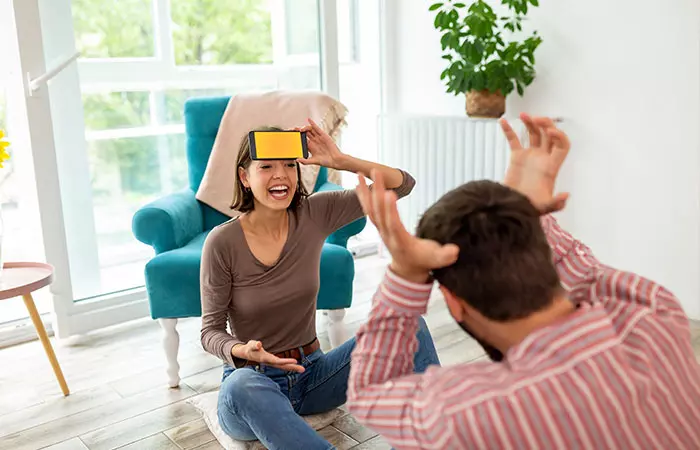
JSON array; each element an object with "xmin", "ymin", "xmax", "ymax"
[{"xmin": 0, "ymin": 0, "xmax": 49, "ymax": 343}]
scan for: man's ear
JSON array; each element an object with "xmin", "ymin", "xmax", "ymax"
[{"xmin": 439, "ymin": 285, "xmax": 467, "ymax": 322}]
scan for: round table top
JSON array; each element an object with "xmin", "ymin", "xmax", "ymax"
[{"xmin": 0, "ymin": 262, "xmax": 54, "ymax": 301}]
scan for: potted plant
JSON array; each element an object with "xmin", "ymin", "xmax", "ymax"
[{"xmin": 430, "ymin": 0, "xmax": 542, "ymax": 118}]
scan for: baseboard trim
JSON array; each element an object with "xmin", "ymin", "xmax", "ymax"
[{"xmin": 0, "ymin": 316, "xmax": 53, "ymax": 349}]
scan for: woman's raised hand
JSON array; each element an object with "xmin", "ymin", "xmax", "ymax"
[{"xmin": 295, "ymin": 118, "xmax": 345, "ymax": 169}]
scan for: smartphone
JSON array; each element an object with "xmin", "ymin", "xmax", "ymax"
[{"xmin": 248, "ymin": 130, "xmax": 309, "ymax": 160}]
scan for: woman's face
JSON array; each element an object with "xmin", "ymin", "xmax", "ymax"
[{"xmin": 239, "ymin": 159, "xmax": 299, "ymax": 211}]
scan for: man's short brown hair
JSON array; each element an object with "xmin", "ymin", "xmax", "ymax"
[{"xmin": 416, "ymin": 180, "xmax": 561, "ymax": 321}]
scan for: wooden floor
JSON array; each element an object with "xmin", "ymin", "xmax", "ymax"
[{"xmin": 0, "ymin": 254, "xmax": 699, "ymax": 450}]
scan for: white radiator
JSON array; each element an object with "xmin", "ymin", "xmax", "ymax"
[{"xmin": 377, "ymin": 115, "xmax": 525, "ymax": 233}]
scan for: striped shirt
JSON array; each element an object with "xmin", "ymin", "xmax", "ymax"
[{"xmin": 347, "ymin": 215, "xmax": 700, "ymax": 449}]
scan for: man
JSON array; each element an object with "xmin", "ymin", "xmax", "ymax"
[{"xmin": 346, "ymin": 115, "xmax": 700, "ymax": 449}]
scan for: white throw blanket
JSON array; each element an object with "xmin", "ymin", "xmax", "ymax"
[{"xmin": 195, "ymin": 90, "xmax": 348, "ymax": 217}]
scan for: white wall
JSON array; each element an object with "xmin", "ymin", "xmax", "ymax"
[{"xmin": 385, "ymin": 0, "xmax": 700, "ymax": 319}]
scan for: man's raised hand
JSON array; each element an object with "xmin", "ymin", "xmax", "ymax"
[
  {"xmin": 356, "ymin": 170, "xmax": 459, "ymax": 283},
  {"xmin": 500, "ymin": 113, "xmax": 571, "ymax": 214}
]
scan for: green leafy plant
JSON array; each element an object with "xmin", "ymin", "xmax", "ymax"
[{"xmin": 430, "ymin": 0, "xmax": 542, "ymax": 97}]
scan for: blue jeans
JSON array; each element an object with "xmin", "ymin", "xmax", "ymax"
[{"xmin": 217, "ymin": 317, "xmax": 440, "ymax": 450}]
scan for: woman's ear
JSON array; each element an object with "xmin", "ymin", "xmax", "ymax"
[{"xmin": 238, "ymin": 166, "xmax": 249, "ymax": 188}]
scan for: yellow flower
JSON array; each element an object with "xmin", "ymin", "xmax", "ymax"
[{"xmin": 0, "ymin": 130, "xmax": 10, "ymax": 169}]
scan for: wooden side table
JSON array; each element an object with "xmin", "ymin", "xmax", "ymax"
[{"xmin": 0, "ymin": 262, "xmax": 69, "ymax": 396}]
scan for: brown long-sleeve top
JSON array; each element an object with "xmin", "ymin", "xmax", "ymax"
[{"xmin": 200, "ymin": 170, "xmax": 415, "ymax": 367}]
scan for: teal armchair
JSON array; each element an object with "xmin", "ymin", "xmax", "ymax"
[{"xmin": 132, "ymin": 96, "xmax": 366, "ymax": 387}]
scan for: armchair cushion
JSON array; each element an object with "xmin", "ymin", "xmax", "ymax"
[
  {"xmin": 317, "ymin": 243, "xmax": 354, "ymax": 310},
  {"xmin": 133, "ymin": 189, "xmax": 204, "ymax": 255},
  {"xmin": 145, "ymin": 231, "xmax": 209, "ymax": 319}
]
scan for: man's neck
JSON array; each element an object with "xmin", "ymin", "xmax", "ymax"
[{"xmin": 490, "ymin": 295, "xmax": 576, "ymax": 355}]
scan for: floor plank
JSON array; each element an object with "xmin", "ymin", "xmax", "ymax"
[
  {"xmin": 191, "ymin": 440, "xmax": 225, "ymax": 450},
  {"xmin": 332, "ymin": 414, "xmax": 378, "ymax": 443},
  {"xmin": 182, "ymin": 367, "xmax": 223, "ymax": 395},
  {"xmin": 318, "ymin": 426, "xmax": 359, "ymax": 450},
  {"xmin": 0, "ymin": 385, "xmax": 122, "ymax": 439},
  {"xmin": 115, "ymin": 433, "xmax": 180, "ymax": 450},
  {"xmin": 80, "ymin": 400, "xmax": 201, "ymax": 450},
  {"xmin": 349, "ymin": 435, "xmax": 392, "ymax": 450},
  {"xmin": 43, "ymin": 438, "xmax": 90, "ymax": 450},
  {"xmin": 0, "ymin": 385, "xmax": 196, "ymax": 450},
  {"xmin": 164, "ymin": 418, "xmax": 217, "ymax": 450}
]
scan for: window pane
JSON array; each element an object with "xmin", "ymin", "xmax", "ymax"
[
  {"xmin": 337, "ymin": 0, "xmax": 358, "ymax": 63},
  {"xmin": 285, "ymin": 0, "xmax": 319, "ymax": 55},
  {"xmin": 163, "ymin": 88, "xmax": 230, "ymax": 124},
  {"xmin": 171, "ymin": 0, "xmax": 273, "ymax": 65},
  {"xmin": 83, "ymin": 92, "xmax": 151, "ymax": 131},
  {"xmin": 89, "ymin": 134, "xmax": 187, "ymax": 293},
  {"xmin": 71, "ymin": 0, "xmax": 155, "ymax": 58}
]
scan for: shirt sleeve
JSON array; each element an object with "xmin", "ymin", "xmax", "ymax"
[
  {"xmin": 346, "ymin": 268, "xmax": 451, "ymax": 449},
  {"xmin": 540, "ymin": 214, "xmax": 687, "ymax": 321},
  {"xmin": 306, "ymin": 169, "xmax": 415, "ymax": 236},
  {"xmin": 200, "ymin": 228, "xmax": 244, "ymax": 368}
]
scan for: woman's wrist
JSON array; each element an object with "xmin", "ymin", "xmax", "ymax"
[
  {"xmin": 231, "ymin": 343, "xmax": 246, "ymax": 359},
  {"xmin": 332, "ymin": 153, "xmax": 356, "ymax": 172}
]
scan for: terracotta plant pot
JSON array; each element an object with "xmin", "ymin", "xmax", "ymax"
[{"xmin": 465, "ymin": 90, "xmax": 506, "ymax": 118}]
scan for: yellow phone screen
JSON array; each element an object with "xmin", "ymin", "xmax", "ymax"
[{"xmin": 249, "ymin": 131, "xmax": 307, "ymax": 160}]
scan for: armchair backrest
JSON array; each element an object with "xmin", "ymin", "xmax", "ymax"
[{"xmin": 183, "ymin": 96, "xmax": 329, "ymax": 231}]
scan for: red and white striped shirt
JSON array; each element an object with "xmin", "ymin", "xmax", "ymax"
[{"xmin": 347, "ymin": 215, "xmax": 700, "ymax": 449}]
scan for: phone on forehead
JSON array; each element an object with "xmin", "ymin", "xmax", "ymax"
[{"xmin": 248, "ymin": 130, "xmax": 309, "ymax": 160}]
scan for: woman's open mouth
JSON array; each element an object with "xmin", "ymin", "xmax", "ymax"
[{"xmin": 268, "ymin": 185, "xmax": 290, "ymax": 200}]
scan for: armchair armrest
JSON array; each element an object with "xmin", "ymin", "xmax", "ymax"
[
  {"xmin": 132, "ymin": 189, "xmax": 204, "ymax": 254},
  {"xmin": 317, "ymin": 181, "xmax": 367, "ymax": 248}
]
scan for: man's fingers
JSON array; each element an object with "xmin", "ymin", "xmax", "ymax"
[
  {"xmin": 356, "ymin": 174, "xmax": 375, "ymax": 223},
  {"xmin": 546, "ymin": 128, "xmax": 570, "ymax": 168},
  {"xmin": 520, "ymin": 113, "xmax": 541, "ymax": 148},
  {"xmin": 383, "ymin": 190, "xmax": 406, "ymax": 244},
  {"xmin": 371, "ymin": 170, "xmax": 387, "ymax": 232},
  {"xmin": 436, "ymin": 243, "xmax": 460, "ymax": 267},
  {"xmin": 532, "ymin": 117, "xmax": 556, "ymax": 153},
  {"xmin": 499, "ymin": 118, "xmax": 522, "ymax": 151}
]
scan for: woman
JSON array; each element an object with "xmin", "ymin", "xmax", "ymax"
[{"xmin": 200, "ymin": 119, "xmax": 440, "ymax": 450}]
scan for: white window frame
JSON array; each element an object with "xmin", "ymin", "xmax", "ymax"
[{"xmin": 3, "ymin": 0, "xmax": 344, "ymax": 343}]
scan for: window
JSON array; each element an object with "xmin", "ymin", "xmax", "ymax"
[
  {"xmin": 3, "ymin": 0, "xmax": 366, "ymax": 341},
  {"xmin": 70, "ymin": 0, "xmax": 324, "ymax": 299}
]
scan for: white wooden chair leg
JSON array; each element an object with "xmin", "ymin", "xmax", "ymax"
[
  {"xmin": 326, "ymin": 309, "xmax": 347, "ymax": 349},
  {"xmin": 159, "ymin": 318, "xmax": 180, "ymax": 388}
]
